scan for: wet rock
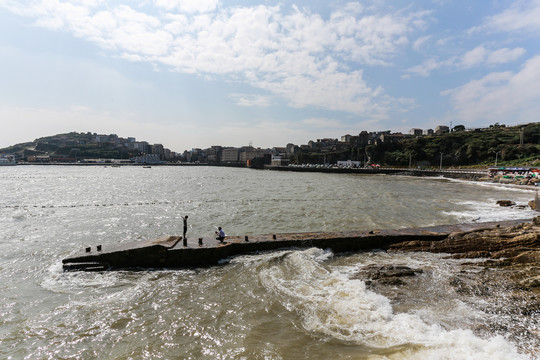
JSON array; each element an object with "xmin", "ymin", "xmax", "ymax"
[
  {"xmin": 497, "ymin": 200, "xmax": 518, "ymax": 207},
  {"xmin": 496, "ymin": 200, "xmax": 515, "ymax": 207},
  {"xmin": 351, "ymin": 264, "xmax": 423, "ymax": 286},
  {"xmin": 379, "ymin": 277, "xmax": 406, "ymax": 286},
  {"xmin": 449, "ymin": 275, "xmax": 493, "ymax": 296},
  {"xmin": 511, "ymin": 251, "xmax": 540, "ymax": 264},
  {"xmin": 390, "ymin": 222, "xmax": 539, "ymax": 258},
  {"xmin": 389, "ymin": 220, "xmax": 540, "ymax": 295},
  {"xmin": 520, "ymin": 276, "xmax": 540, "ymax": 288}
]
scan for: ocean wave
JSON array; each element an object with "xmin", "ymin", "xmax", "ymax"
[{"xmin": 257, "ymin": 248, "xmax": 533, "ymax": 360}]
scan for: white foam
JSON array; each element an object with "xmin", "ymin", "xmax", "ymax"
[
  {"xmin": 445, "ymin": 176, "xmax": 537, "ymax": 194},
  {"xmin": 41, "ymin": 261, "xmax": 143, "ymax": 295},
  {"xmin": 257, "ymin": 248, "xmax": 533, "ymax": 360},
  {"xmin": 443, "ymin": 198, "xmax": 537, "ymax": 223}
]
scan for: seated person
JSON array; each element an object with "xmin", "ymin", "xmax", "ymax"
[{"xmin": 215, "ymin": 227, "xmax": 226, "ymax": 242}]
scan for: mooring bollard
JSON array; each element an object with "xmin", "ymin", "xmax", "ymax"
[
  {"xmin": 85, "ymin": 247, "xmax": 91, "ymax": 253},
  {"xmin": 97, "ymin": 245, "xmax": 102, "ymax": 251},
  {"xmin": 272, "ymin": 234, "xmax": 276, "ymax": 240},
  {"xmin": 245, "ymin": 235, "xmax": 249, "ymax": 242},
  {"xmin": 198, "ymin": 238, "xmax": 203, "ymax": 246},
  {"xmin": 183, "ymin": 237, "xmax": 187, "ymax": 247}
]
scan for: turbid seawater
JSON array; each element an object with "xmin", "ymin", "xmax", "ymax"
[{"xmin": 0, "ymin": 166, "xmax": 538, "ymax": 359}]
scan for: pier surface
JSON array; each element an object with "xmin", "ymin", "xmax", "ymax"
[{"xmin": 62, "ymin": 219, "xmax": 530, "ymax": 271}]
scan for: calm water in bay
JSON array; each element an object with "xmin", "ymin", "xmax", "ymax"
[{"xmin": 0, "ymin": 166, "xmax": 538, "ymax": 359}]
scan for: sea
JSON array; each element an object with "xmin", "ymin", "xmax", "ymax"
[{"xmin": 0, "ymin": 165, "xmax": 538, "ymax": 360}]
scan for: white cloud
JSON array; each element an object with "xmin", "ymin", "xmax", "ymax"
[
  {"xmin": 460, "ymin": 46, "xmax": 488, "ymax": 68},
  {"xmin": 442, "ymin": 55, "xmax": 540, "ymax": 124},
  {"xmin": 230, "ymin": 94, "xmax": 271, "ymax": 107},
  {"xmin": 407, "ymin": 45, "xmax": 525, "ymax": 76},
  {"xmin": 154, "ymin": 0, "xmax": 219, "ymax": 13},
  {"xmin": 0, "ymin": 1, "xmax": 429, "ymax": 120},
  {"xmin": 459, "ymin": 46, "xmax": 526, "ymax": 69},
  {"xmin": 471, "ymin": 0, "xmax": 540, "ymax": 34},
  {"xmin": 413, "ymin": 35, "xmax": 431, "ymax": 50},
  {"xmin": 486, "ymin": 47, "xmax": 526, "ymax": 65},
  {"xmin": 406, "ymin": 57, "xmax": 448, "ymax": 77}
]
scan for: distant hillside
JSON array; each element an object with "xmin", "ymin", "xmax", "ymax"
[
  {"xmin": 1, "ymin": 132, "xmax": 142, "ymax": 160},
  {"xmin": 290, "ymin": 122, "xmax": 540, "ymax": 168},
  {"xmin": 3, "ymin": 123, "xmax": 540, "ymax": 167}
]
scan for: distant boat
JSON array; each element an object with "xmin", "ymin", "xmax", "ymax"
[
  {"xmin": 143, "ymin": 165, "xmax": 152, "ymax": 168},
  {"xmin": 0, "ymin": 154, "xmax": 16, "ymax": 166}
]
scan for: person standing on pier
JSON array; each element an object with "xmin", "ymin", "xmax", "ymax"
[{"xmin": 183, "ymin": 215, "xmax": 188, "ymax": 239}]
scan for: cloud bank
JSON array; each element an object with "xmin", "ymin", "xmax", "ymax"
[
  {"xmin": 442, "ymin": 55, "xmax": 540, "ymax": 124},
  {"xmin": 0, "ymin": 0, "xmax": 427, "ymax": 119}
]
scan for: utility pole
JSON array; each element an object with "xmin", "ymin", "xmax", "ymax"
[
  {"xmin": 409, "ymin": 152, "xmax": 412, "ymax": 169},
  {"xmin": 520, "ymin": 127, "xmax": 524, "ymax": 145},
  {"xmin": 495, "ymin": 151, "xmax": 501, "ymax": 167},
  {"xmin": 439, "ymin": 152, "xmax": 443, "ymax": 170}
]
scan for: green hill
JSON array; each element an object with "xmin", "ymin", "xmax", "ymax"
[
  {"xmin": 291, "ymin": 123, "xmax": 540, "ymax": 168},
  {"xmin": 0, "ymin": 132, "xmax": 140, "ymax": 160},
  {"xmin": 391, "ymin": 123, "xmax": 540, "ymax": 167}
]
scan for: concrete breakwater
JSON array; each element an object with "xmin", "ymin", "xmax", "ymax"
[
  {"xmin": 62, "ymin": 219, "xmax": 530, "ymax": 271},
  {"xmin": 267, "ymin": 165, "xmax": 488, "ymax": 180}
]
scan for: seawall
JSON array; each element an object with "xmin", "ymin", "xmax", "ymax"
[
  {"xmin": 62, "ymin": 219, "xmax": 530, "ymax": 271},
  {"xmin": 265, "ymin": 165, "xmax": 487, "ymax": 180}
]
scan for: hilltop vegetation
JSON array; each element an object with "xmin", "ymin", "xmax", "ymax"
[
  {"xmin": 0, "ymin": 132, "xmax": 140, "ymax": 160},
  {"xmin": 291, "ymin": 123, "xmax": 540, "ymax": 168}
]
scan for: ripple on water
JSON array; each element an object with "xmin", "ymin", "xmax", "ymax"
[{"xmin": 0, "ymin": 166, "xmax": 538, "ymax": 359}]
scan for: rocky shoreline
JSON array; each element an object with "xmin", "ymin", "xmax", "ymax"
[
  {"xmin": 351, "ymin": 217, "xmax": 539, "ymax": 328},
  {"xmin": 387, "ymin": 218, "xmax": 540, "ymax": 293},
  {"xmin": 351, "ymin": 218, "xmax": 540, "ymax": 356}
]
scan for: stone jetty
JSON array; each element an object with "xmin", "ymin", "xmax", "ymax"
[{"xmin": 62, "ymin": 219, "xmax": 531, "ymax": 271}]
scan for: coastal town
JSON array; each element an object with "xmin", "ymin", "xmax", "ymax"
[
  {"xmin": 0, "ymin": 125, "xmax": 452, "ymax": 165},
  {"xmin": 2, "ymin": 122, "xmax": 539, "ymax": 171}
]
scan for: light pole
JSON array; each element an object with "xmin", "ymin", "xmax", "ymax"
[
  {"xmin": 439, "ymin": 152, "xmax": 443, "ymax": 170},
  {"xmin": 495, "ymin": 151, "xmax": 501, "ymax": 167},
  {"xmin": 409, "ymin": 152, "xmax": 412, "ymax": 169}
]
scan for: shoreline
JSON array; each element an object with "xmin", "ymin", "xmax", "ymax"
[{"xmin": 11, "ymin": 161, "xmax": 489, "ymax": 179}]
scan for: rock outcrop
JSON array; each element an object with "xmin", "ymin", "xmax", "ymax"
[
  {"xmin": 351, "ymin": 264, "xmax": 423, "ymax": 286},
  {"xmin": 496, "ymin": 200, "xmax": 516, "ymax": 206},
  {"xmin": 388, "ymin": 219, "xmax": 540, "ymax": 293}
]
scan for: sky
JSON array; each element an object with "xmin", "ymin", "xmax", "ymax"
[{"xmin": 1, "ymin": 0, "xmax": 540, "ymax": 153}]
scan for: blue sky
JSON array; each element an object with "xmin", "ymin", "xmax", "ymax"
[{"xmin": 1, "ymin": 0, "xmax": 540, "ymax": 153}]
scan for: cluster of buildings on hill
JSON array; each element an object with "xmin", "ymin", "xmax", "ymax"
[
  {"xmin": 93, "ymin": 133, "xmax": 177, "ymax": 160},
  {"xmin": 13, "ymin": 125, "xmax": 456, "ymax": 165},
  {"xmin": 23, "ymin": 133, "xmax": 179, "ymax": 163},
  {"xmin": 182, "ymin": 126, "xmax": 453, "ymax": 166}
]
